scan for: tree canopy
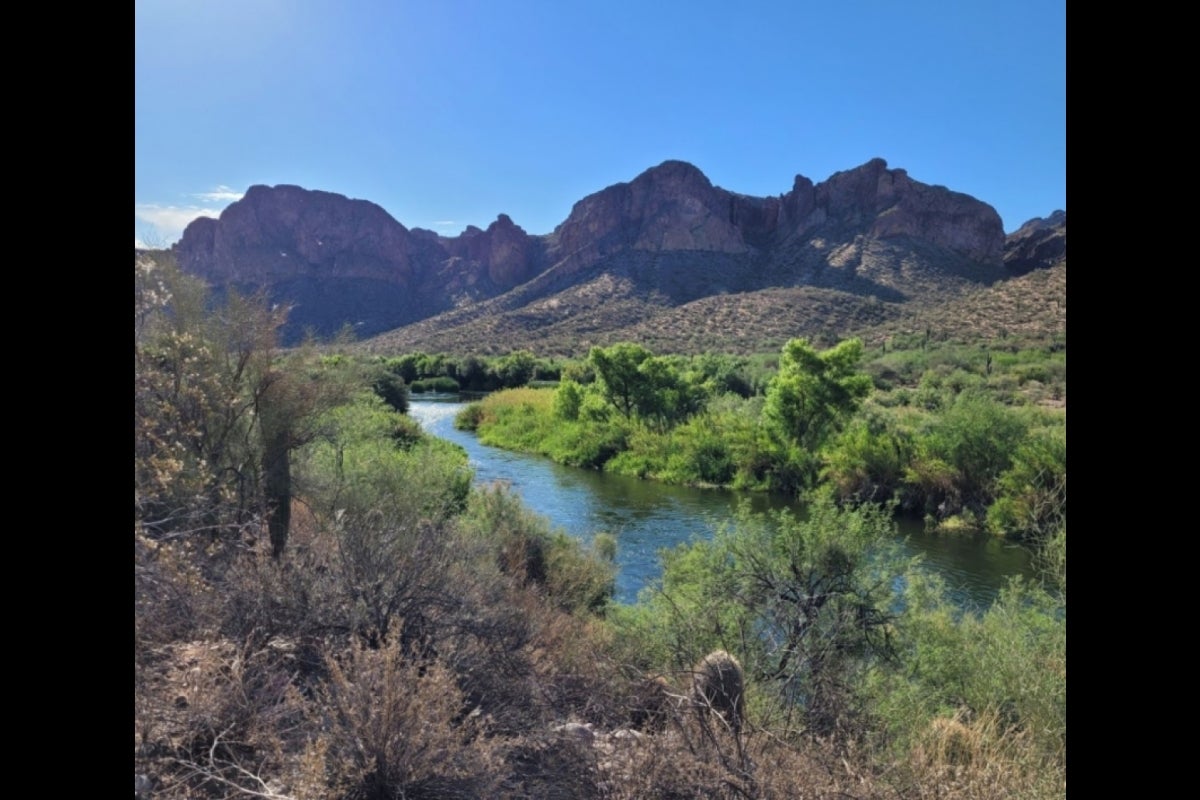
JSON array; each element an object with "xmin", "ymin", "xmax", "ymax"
[
  {"xmin": 589, "ymin": 343, "xmax": 705, "ymax": 429},
  {"xmin": 763, "ymin": 338, "xmax": 872, "ymax": 453}
]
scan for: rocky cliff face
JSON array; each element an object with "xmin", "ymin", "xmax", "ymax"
[
  {"xmin": 441, "ymin": 213, "xmax": 542, "ymax": 288},
  {"xmin": 549, "ymin": 161, "xmax": 750, "ymax": 269},
  {"xmin": 1003, "ymin": 210, "xmax": 1066, "ymax": 274},
  {"xmin": 174, "ymin": 159, "xmax": 1027, "ymax": 343},
  {"xmin": 176, "ymin": 185, "xmax": 420, "ymax": 286},
  {"xmin": 811, "ymin": 159, "xmax": 1005, "ymax": 263}
]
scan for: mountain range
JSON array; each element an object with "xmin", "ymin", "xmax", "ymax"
[{"xmin": 173, "ymin": 158, "xmax": 1066, "ymax": 354}]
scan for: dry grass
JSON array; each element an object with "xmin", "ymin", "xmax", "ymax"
[{"xmin": 895, "ymin": 708, "xmax": 1066, "ymax": 800}]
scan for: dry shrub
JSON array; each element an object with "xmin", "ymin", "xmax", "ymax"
[
  {"xmin": 591, "ymin": 723, "xmax": 847, "ymax": 800},
  {"xmin": 134, "ymin": 636, "xmax": 316, "ymax": 799},
  {"xmin": 918, "ymin": 713, "xmax": 981, "ymax": 769},
  {"xmin": 518, "ymin": 592, "xmax": 631, "ymax": 727},
  {"xmin": 135, "ymin": 533, "xmax": 231, "ymax": 648},
  {"xmin": 597, "ymin": 730, "xmax": 730, "ymax": 800},
  {"xmin": 628, "ymin": 674, "xmax": 679, "ymax": 732},
  {"xmin": 320, "ymin": 634, "xmax": 503, "ymax": 800},
  {"xmin": 500, "ymin": 731, "xmax": 604, "ymax": 799},
  {"xmin": 901, "ymin": 707, "xmax": 1066, "ymax": 800}
]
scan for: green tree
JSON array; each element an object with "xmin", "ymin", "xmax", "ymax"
[
  {"xmin": 590, "ymin": 343, "xmax": 653, "ymax": 420},
  {"xmin": 371, "ymin": 368, "xmax": 411, "ymax": 414},
  {"xmin": 493, "ymin": 349, "xmax": 537, "ymax": 388},
  {"xmin": 763, "ymin": 338, "xmax": 873, "ymax": 453},
  {"xmin": 589, "ymin": 343, "xmax": 704, "ymax": 429},
  {"xmin": 455, "ymin": 355, "xmax": 490, "ymax": 391},
  {"xmin": 552, "ymin": 379, "xmax": 584, "ymax": 421}
]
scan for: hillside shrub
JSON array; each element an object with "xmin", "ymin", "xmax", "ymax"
[{"xmin": 987, "ymin": 426, "xmax": 1066, "ymax": 541}]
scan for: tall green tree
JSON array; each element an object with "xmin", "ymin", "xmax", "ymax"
[
  {"xmin": 763, "ymin": 338, "xmax": 873, "ymax": 453},
  {"xmin": 589, "ymin": 343, "xmax": 704, "ymax": 429},
  {"xmin": 590, "ymin": 343, "xmax": 653, "ymax": 420}
]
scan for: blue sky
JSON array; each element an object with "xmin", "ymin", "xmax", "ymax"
[{"xmin": 135, "ymin": 0, "xmax": 1066, "ymax": 248}]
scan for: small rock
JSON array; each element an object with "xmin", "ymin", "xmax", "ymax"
[{"xmin": 552, "ymin": 721, "xmax": 595, "ymax": 743}]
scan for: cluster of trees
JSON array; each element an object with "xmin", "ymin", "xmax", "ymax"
[
  {"xmin": 374, "ymin": 349, "xmax": 557, "ymax": 395},
  {"xmin": 462, "ymin": 339, "xmax": 882, "ymax": 494},
  {"xmin": 459, "ymin": 337, "xmax": 1065, "ymax": 542}
]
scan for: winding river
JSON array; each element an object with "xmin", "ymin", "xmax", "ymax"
[{"xmin": 410, "ymin": 397, "xmax": 1036, "ymax": 609}]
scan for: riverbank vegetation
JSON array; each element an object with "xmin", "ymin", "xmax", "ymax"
[
  {"xmin": 456, "ymin": 337, "xmax": 1065, "ymax": 543},
  {"xmin": 136, "ymin": 256, "xmax": 1064, "ymax": 798}
]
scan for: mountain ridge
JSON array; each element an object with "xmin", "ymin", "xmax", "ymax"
[{"xmin": 173, "ymin": 159, "xmax": 1061, "ymax": 350}]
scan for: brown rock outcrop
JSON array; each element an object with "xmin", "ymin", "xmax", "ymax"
[
  {"xmin": 443, "ymin": 213, "xmax": 540, "ymax": 287},
  {"xmin": 1003, "ymin": 210, "xmax": 1066, "ymax": 274},
  {"xmin": 548, "ymin": 161, "xmax": 751, "ymax": 273}
]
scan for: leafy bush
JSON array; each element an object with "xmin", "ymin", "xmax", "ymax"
[
  {"xmin": 298, "ymin": 392, "xmax": 471, "ymax": 524},
  {"xmin": 623, "ymin": 490, "xmax": 905, "ymax": 739},
  {"xmin": 371, "ymin": 368, "xmax": 410, "ymax": 413},
  {"xmin": 906, "ymin": 393, "xmax": 1029, "ymax": 515},
  {"xmin": 455, "ymin": 401, "xmax": 485, "ymax": 431},
  {"xmin": 987, "ymin": 426, "xmax": 1066, "ymax": 540},
  {"xmin": 822, "ymin": 417, "xmax": 913, "ymax": 503},
  {"xmin": 410, "ymin": 375, "xmax": 461, "ymax": 393}
]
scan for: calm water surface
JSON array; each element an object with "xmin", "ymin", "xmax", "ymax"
[{"xmin": 410, "ymin": 398, "xmax": 1036, "ymax": 609}]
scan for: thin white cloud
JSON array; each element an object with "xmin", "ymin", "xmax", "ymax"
[
  {"xmin": 134, "ymin": 203, "xmax": 224, "ymax": 246},
  {"xmin": 136, "ymin": 185, "xmax": 246, "ymax": 245},
  {"xmin": 193, "ymin": 185, "xmax": 244, "ymax": 203}
]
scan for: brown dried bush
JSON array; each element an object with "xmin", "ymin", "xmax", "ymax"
[{"xmin": 320, "ymin": 634, "xmax": 504, "ymax": 800}]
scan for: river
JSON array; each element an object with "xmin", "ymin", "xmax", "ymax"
[{"xmin": 410, "ymin": 397, "xmax": 1036, "ymax": 609}]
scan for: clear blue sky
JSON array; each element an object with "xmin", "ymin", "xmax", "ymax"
[{"xmin": 135, "ymin": 0, "xmax": 1066, "ymax": 247}]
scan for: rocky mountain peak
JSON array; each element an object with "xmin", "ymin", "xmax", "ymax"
[
  {"xmin": 809, "ymin": 158, "xmax": 1004, "ymax": 263},
  {"xmin": 176, "ymin": 183, "xmax": 416, "ymax": 286},
  {"xmin": 550, "ymin": 160, "xmax": 749, "ymax": 266}
]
